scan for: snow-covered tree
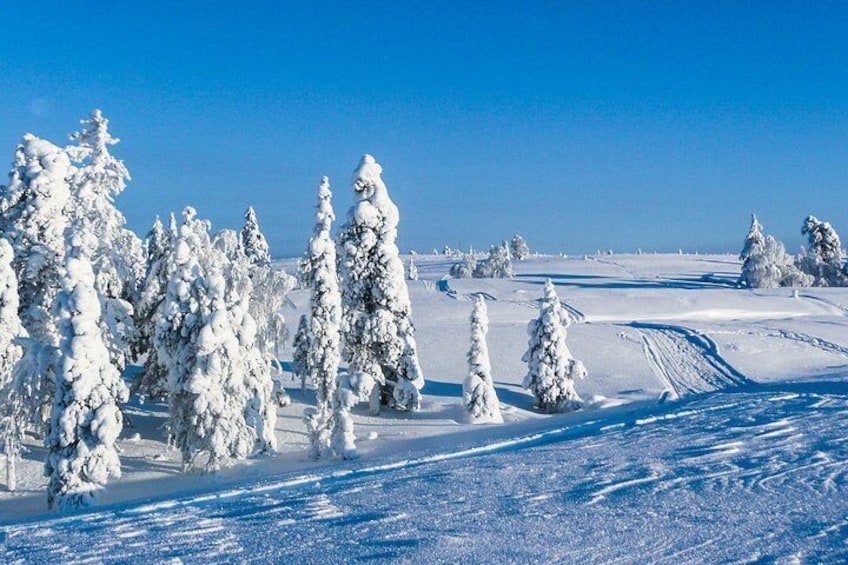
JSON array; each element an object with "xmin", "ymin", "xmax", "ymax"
[
  {"xmin": 407, "ymin": 258, "xmax": 419, "ymax": 281},
  {"xmin": 240, "ymin": 206, "xmax": 270, "ymax": 267},
  {"xmin": 66, "ymin": 110, "xmax": 144, "ymax": 371},
  {"xmin": 300, "ymin": 177, "xmax": 354, "ymax": 458},
  {"xmin": 0, "ymin": 135, "xmax": 73, "ymax": 430},
  {"xmin": 337, "ymin": 155, "xmax": 425, "ymax": 414},
  {"xmin": 739, "ymin": 214, "xmax": 765, "ymax": 265},
  {"xmin": 292, "ymin": 314, "xmax": 311, "ymax": 391},
  {"xmin": 46, "ymin": 235, "xmax": 129, "ymax": 510},
  {"xmin": 131, "ymin": 216, "xmax": 173, "ymax": 400},
  {"xmin": 449, "ymin": 253, "xmax": 477, "ymax": 279},
  {"xmin": 523, "ymin": 280, "xmax": 585, "ymax": 413},
  {"xmin": 799, "ymin": 215, "xmax": 847, "ymax": 286},
  {"xmin": 738, "ymin": 216, "xmax": 812, "ymax": 289},
  {"xmin": 0, "ymin": 239, "xmax": 26, "ymax": 491},
  {"xmin": 510, "ymin": 234, "xmax": 530, "ymax": 261},
  {"xmin": 462, "ymin": 296, "xmax": 502, "ymax": 424},
  {"xmin": 156, "ymin": 207, "xmax": 274, "ymax": 471},
  {"xmin": 474, "ymin": 242, "xmax": 513, "ymax": 278}
]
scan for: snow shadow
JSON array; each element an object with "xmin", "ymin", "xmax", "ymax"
[{"xmin": 517, "ymin": 273, "xmax": 737, "ymax": 291}]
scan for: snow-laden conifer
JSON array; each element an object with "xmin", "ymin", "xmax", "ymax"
[
  {"xmin": 338, "ymin": 155, "xmax": 424, "ymax": 414},
  {"xmin": 131, "ymin": 216, "xmax": 173, "ymax": 400},
  {"xmin": 462, "ymin": 296, "xmax": 502, "ymax": 423},
  {"xmin": 292, "ymin": 314, "xmax": 311, "ymax": 391},
  {"xmin": 523, "ymin": 280, "xmax": 585, "ymax": 413},
  {"xmin": 799, "ymin": 215, "xmax": 846, "ymax": 286},
  {"xmin": 240, "ymin": 206, "xmax": 271, "ymax": 267},
  {"xmin": 46, "ymin": 234, "xmax": 129, "ymax": 510},
  {"xmin": 300, "ymin": 177, "xmax": 353, "ymax": 458},
  {"xmin": 0, "ymin": 239, "xmax": 26, "ymax": 491},
  {"xmin": 449, "ymin": 253, "xmax": 477, "ymax": 279},
  {"xmin": 510, "ymin": 234, "xmax": 530, "ymax": 261},
  {"xmin": 474, "ymin": 242, "xmax": 514, "ymax": 278},
  {"xmin": 738, "ymin": 216, "xmax": 811, "ymax": 289},
  {"xmin": 0, "ymin": 135, "xmax": 73, "ymax": 430},
  {"xmin": 156, "ymin": 207, "xmax": 274, "ymax": 471},
  {"xmin": 66, "ymin": 110, "xmax": 144, "ymax": 371},
  {"xmin": 407, "ymin": 259, "xmax": 418, "ymax": 281}
]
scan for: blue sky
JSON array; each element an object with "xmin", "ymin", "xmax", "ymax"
[{"xmin": 1, "ymin": 2, "xmax": 847, "ymax": 257}]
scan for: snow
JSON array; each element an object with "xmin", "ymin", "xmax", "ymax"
[{"xmin": 3, "ymin": 253, "xmax": 848, "ymax": 560}]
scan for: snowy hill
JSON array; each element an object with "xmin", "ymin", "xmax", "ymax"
[{"xmin": 3, "ymin": 253, "xmax": 848, "ymax": 561}]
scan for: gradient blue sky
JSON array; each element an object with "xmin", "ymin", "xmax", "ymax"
[{"xmin": 1, "ymin": 1, "xmax": 847, "ymax": 257}]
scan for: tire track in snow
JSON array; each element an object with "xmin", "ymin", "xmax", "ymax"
[{"xmin": 631, "ymin": 322, "xmax": 754, "ymax": 397}]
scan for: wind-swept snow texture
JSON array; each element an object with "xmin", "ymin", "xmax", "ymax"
[{"xmin": 3, "ymin": 377, "xmax": 848, "ymax": 562}]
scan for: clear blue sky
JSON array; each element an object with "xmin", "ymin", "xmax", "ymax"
[{"xmin": 1, "ymin": 2, "xmax": 847, "ymax": 257}]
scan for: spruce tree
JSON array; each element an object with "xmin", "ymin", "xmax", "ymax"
[
  {"xmin": 337, "ymin": 155, "xmax": 424, "ymax": 414},
  {"xmin": 523, "ymin": 280, "xmax": 585, "ymax": 413},
  {"xmin": 0, "ymin": 239, "xmax": 26, "ymax": 491},
  {"xmin": 292, "ymin": 314, "xmax": 311, "ymax": 392},
  {"xmin": 240, "ymin": 206, "xmax": 271, "ymax": 267},
  {"xmin": 462, "ymin": 296, "xmax": 502, "ymax": 423},
  {"xmin": 46, "ymin": 235, "xmax": 129, "ymax": 509},
  {"xmin": 800, "ymin": 215, "xmax": 846, "ymax": 286},
  {"xmin": 510, "ymin": 234, "xmax": 530, "ymax": 261}
]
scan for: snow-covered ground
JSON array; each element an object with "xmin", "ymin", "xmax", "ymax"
[{"xmin": 3, "ymin": 253, "xmax": 848, "ymax": 562}]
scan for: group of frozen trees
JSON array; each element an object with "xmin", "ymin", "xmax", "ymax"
[
  {"xmin": 294, "ymin": 156, "xmax": 426, "ymax": 459},
  {"xmin": 448, "ymin": 234, "xmax": 529, "ymax": 280},
  {"xmin": 0, "ymin": 111, "xmax": 293, "ymax": 508},
  {"xmin": 739, "ymin": 214, "xmax": 848, "ymax": 289},
  {"xmin": 462, "ymin": 279, "xmax": 586, "ymax": 423}
]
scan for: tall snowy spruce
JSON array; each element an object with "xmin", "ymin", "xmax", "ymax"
[
  {"xmin": 131, "ymin": 216, "xmax": 173, "ymax": 399},
  {"xmin": 300, "ymin": 177, "xmax": 355, "ymax": 459},
  {"xmin": 0, "ymin": 134, "xmax": 73, "ymax": 429},
  {"xmin": 338, "ymin": 155, "xmax": 425, "ymax": 414},
  {"xmin": 0, "ymin": 239, "xmax": 27, "ymax": 491},
  {"xmin": 462, "ymin": 296, "xmax": 502, "ymax": 424},
  {"xmin": 292, "ymin": 314, "xmax": 311, "ymax": 391},
  {"xmin": 46, "ymin": 235, "xmax": 129, "ymax": 510},
  {"xmin": 799, "ymin": 215, "xmax": 846, "ymax": 286},
  {"xmin": 523, "ymin": 280, "xmax": 586, "ymax": 413},
  {"xmin": 156, "ymin": 208, "xmax": 275, "ymax": 472},
  {"xmin": 66, "ymin": 110, "xmax": 145, "ymax": 371}
]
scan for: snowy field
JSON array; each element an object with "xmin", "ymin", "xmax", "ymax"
[{"xmin": 3, "ymin": 253, "xmax": 848, "ymax": 562}]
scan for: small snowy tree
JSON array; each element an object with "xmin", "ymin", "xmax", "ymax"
[
  {"xmin": 291, "ymin": 314, "xmax": 311, "ymax": 391},
  {"xmin": 449, "ymin": 253, "xmax": 477, "ymax": 279},
  {"xmin": 131, "ymin": 216, "xmax": 173, "ymax": 400},
  {"xmin": 739, "ymin": 214, "xmax": 765, "ymax": 265},
  {"xmin": 799, "ymin": 215, "xmax": 846, "ymax": 286},
  {"xmin": 523, "ymin": 280, "xmax": 585, "ymax": 413},
  {"xmin": 407, "ymin": 258, "xmax": 419, "ymax": 281},
  {"xmin": 240, "ymin": 206, "xmax": 271, "ymax": 267},
  {"xmin": 0, "ymin": 134, "xmax": 73, "ymax": 430},
  {"xmin": 337, "ymin": 155, "xmax": 425, "ymax": 414},
  {"xmin": 0, "ymin": 239, "xmax": 26, "ymax": 491},
  {"xmin": 510, "ymin": 234, "xmax": 530, "ymax": 261},
  {"xmin": 46, "ymin": 235, "xmax": 129, "ymax": 510},
  {"xmin": 300, "ymin": 177, "xmax": 354, "ymax": 459},
  {"xmin": 739, "ymin": 216, "xmax": 811, "ymax": 289},
  {"xmin": 462, "ymin": 296, "xmax": 502, "ymax": 423}
]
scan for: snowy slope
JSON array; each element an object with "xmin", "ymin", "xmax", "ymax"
[{"xmin": 2, "ymin": 253, "xmax": 848, "ymax": 561}]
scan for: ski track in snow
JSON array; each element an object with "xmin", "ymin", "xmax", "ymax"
[
  {"xmin": 712, "ymin": 327, "xmax": 848, "ymax": 359},
  {"xmin": 630, "ymin": 322, "xmax": 754, "ymax": 397},
  {"xmin": 3, "ymin": 383, "xmax": 848, "ymax": 563}
]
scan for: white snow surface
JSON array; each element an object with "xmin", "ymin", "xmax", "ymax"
[{"xmin": 3, "ymin": 253, "xmax": 848, "ymax": 562}]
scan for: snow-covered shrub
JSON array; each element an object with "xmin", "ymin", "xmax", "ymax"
[
  {"xmin": 510, "ymin": 234, "xmax": 530, "ymax": 261},
  {"xmin": 46, "ymin": 238, "xmax": 130, "ymax": 510},
  {"xmin": 798, "ymin": 215, "xmax": 847, "ymax": 286},
  {"xmin": 523, "ymin": 280, "xmax": 585, "ymax": 413},
  {"xmin": 462, "ymin": 296, "xmax": 502, "ymax": 423},
  {"xmin": 449, "ymin": 253, "xmax": 477, "ymax": 279},
  {"xmin": 407, "ymin": 258, "xmax": 418, "ymax": 281},
  {"xmin": 0, "ymin": 239, "xmax": 26, "ymax": 491},
  {"xmin": 0, "ymin": 134, "xmax": 73, "ymax": 430},
  {"xmin": 474, "ymin": 242, "xmax": 513, "ymax": 279},
  {"xmin": 739, "ymin": 215, "xmax": 812, "ymax": 289},
  {"xmin": 337, "ymin": 155, "xmax": 424, "ymax": 414}
]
